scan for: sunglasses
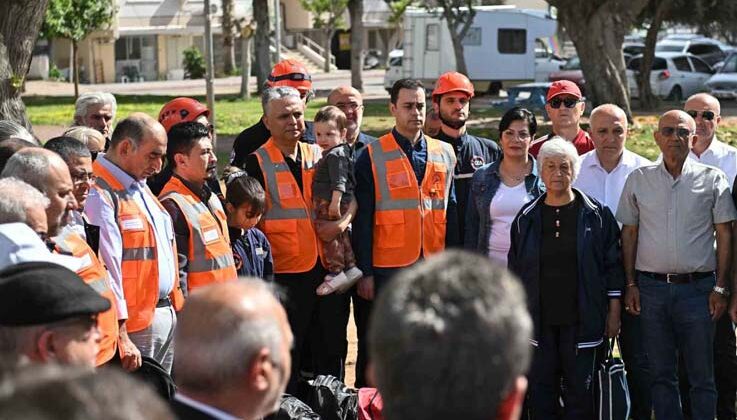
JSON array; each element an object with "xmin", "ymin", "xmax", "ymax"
[
  {"xmin": 659, "ymin": 126, "xmax": 693, "ymax": 138},
  {"xmin": 548, "ymin": 97, "xmax": 582, "ymax": 109},
  {"xmin": 686, "ymin": 110, "xmax": 717, "ymax": 121}
]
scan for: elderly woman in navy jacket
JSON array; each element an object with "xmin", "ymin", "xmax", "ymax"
[
  {"xmin": 508, "ymin": 137, "xmax": 624, "ymax": 420},
  {"xmin": 464, "ymin": 107, "xmax": 544, "ymax": 265}
]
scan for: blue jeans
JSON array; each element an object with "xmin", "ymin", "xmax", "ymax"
[
  {"xmin": 619, "ymin": 311, "xmax": 652, "ymax": 420},
  {"xmin": 638, "ymin": 273, "xmax": 716, "ymax": 420}
]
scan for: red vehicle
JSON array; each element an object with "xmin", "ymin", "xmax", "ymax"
[{"xmin": 548, "ymin": 56, "xmax": 585, "ymax": 95}]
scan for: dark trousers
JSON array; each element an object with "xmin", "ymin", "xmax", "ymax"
[
  {"xmin": 527, "ymin": 324, "xmax": 598, "ymax": 420},
  {"xmin": 275, "ymin": 261, "xmax": 350, "ymax": 394},
  {"xmin": 619, "ymin": 311, "xmax": 653, "ymax": 420},
  {"xmin": 679, "ymin": 313, "xmax": 737, "ymax": 420}
]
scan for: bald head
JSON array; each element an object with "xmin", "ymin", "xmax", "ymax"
[
  {"xmin": 107, "ymin": 113, "xmax": 167, "ymax": 180},
  {"xmin": 327, "ymin": 86, "xmax": 365, "ymax": 142},
  {"xmin": 686, "ymin": 93, "xmax": 721, "ymax": 115},
  {"xmin": 684, "ymin": 93, "xmax": 721, "ymax": 149},
  {"xmin": 1, "ymin": 148, "xmax": 76, "ymax": 236},
  {"xmin": 588, "ymin": 104, "xmax": 628, "ymax": 165},
  {"xmin": 658, "ymin": 110, "xmax": 696, "ymax": 131},
  {"xmin": 655, "ymin": 110, "xmax": 695, "ymax": 164},
  {"xmin": 590, "ymin": 104, "xmax": 627, "ymax": 128},
  {"xmin": 175, "ymin": 280, "xmax": 292, "ymax": 419}
]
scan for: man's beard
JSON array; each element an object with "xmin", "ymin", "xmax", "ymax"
[{"xmin": 439, "ymin": 111, "xmax": 466, "ymax": 130}]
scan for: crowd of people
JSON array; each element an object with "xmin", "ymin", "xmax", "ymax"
[{"xmin": 0, "ymin": 56, "xmax": 735, "ymax": 420}]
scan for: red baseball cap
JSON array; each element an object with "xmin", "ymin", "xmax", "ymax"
[{"xmin": 546, "ymin": 80, "xmax": 582, "ymax": 102}]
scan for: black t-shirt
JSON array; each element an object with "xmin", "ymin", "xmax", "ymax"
[
  {"xmin": 539, "ymin": 198, "xmax": 580, "ymax": 326},
  {"xmin": 230, "ymin": 118, "xmax": 315, "ymax": 169}
]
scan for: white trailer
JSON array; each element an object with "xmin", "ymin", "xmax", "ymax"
[{"xmin": 387, "ymin": 5, "xmax": 562, "ymax": 93}]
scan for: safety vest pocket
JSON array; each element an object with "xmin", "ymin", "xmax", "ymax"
[
  {"xmin": 375, "ymin": 210, "xmax": 405, "ymax": 249},
  {"xmin": 262, "ymin": 219, "xmax": 300, "ymax": 256}
]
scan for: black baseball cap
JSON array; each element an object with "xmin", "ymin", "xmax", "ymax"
[{"xmin": 0, "ymin": 261, "xmax": 111, "ymax": 326}]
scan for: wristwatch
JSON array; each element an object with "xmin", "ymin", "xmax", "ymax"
[{"xmin": 713, "ymin": 286, "xmax": 730, "ymax": 297}]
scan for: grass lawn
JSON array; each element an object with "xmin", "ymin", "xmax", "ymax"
[{"xmin": 23, "ymin": 94, "xmax": 737, "ymax": 162}]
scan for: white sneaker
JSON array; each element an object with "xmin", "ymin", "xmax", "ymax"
[
  {"xmin": 344, "ymin": 266, "xmax": 363, "ymax": 284},
  {"xmin": 316, "ymin": 271, "xmax": 350, "ymax": 296}
]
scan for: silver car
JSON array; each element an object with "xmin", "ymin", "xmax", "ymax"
[
  {"xmin": 706, "ymin": 52, "xmax": 737, "ymax": 99},
  {"xmin": 626, "ymin": 52, "xmax": 714, "ymax": 101}
]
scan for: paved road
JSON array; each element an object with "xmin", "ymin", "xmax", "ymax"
[{"xmin": 23, "ymin": 69, "xmax": 389, "ymax": 100}]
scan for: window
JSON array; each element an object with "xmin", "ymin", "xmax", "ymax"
[
  {"xmin": 656, "ymin": 44, "xmax": 685, "ymax": 53},
  {"xmin": 687, "ymin": 44, "xmax": 719, "ymax": 55},
  {"xmin": 426, "ymin": 24, "xmax": 439, "ymax": 51},
  {"xmin": 498, "ymin": 29, "xmax": 526, "ymax": 54},
  {"xmin": 721, "ymin": 54, "xmax": 737, "ymax": 73},
  {"xmin": 690, "ymin": 57, "xmax": 713, "ymax": 73},
  {"xmin": 672, "ymin": 56, "xmax": 692, "ymax": 72},
  {"xmin": 462, "ymin": 27, "xmax": 482, "ymax": 46},
  {"xmin": 627, "ymin": 57, "xmax": 667, "ymax": 71}
]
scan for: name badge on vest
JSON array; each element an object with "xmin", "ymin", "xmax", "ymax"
[
  {"xmin": 255, "ymin": 246, "xmax": 265, "ymax": 257},
  {"xmin": 202, "ymin": 228, "xmax": 220, "ymax": 244},
  {"xmin": 121, "ymin": 216, "xmax": 144, "ymax": 232},
  {"xmin": 278, "ymin": 183, "xmax": 297, "ymax": 199}
]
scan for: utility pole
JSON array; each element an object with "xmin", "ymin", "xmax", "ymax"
[
  {"xmin": 274, "ymin": 0, "xmax": 281, "ymax": 62},
  {"xmin": 204, "ymin": 0, "xmax": 217, "ymax": 145}
]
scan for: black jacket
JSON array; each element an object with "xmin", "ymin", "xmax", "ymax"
[{"xmin": 508, "ymin": 189, "xmax": 624, "ymax": 349}]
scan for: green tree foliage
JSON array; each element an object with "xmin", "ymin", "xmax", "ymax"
[
  {"xmin": 182, "ymin": 47, "xmax": 206, "ymax": 79},
  {"xmin": 300, "ymin": 0, "xmax": 349, "ymax": 72},
  {"xmin": 42, "ymin": 0, "xmax": 115, "ymax": 97}
]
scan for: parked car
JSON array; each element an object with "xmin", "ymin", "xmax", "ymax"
[
  {"xmin": 626, "ymin": 52, "xmax": 715, "ymax": 101},
  {"xmin": 623, "ymin": 42, "xmax": 645, "ymax": 64},
  {"xmin": 655, "ymin": 37, "xmax": 729, "ymax": 66},
  {"xmin": 548, "ymin": 56, "xmax": 585, "ymax": 93},
  {"xmin": 706, "ymin": 51, "xmax": 737, "ymax": 99}
]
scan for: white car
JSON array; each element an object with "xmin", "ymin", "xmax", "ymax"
[
  {"xmin": 384, "ymin": 49, "xmax": 404, "ymax": 92},
  {"xmin": 626, "ymin": 52, "xmax": 714, "ymax": 101},
  {"xmin": 655, "ymin": 37, "xmax": 730, "ymax": 66},
  {"xmin": 706, "ymin": 52, "xmax": 737, "ymax": 99}
]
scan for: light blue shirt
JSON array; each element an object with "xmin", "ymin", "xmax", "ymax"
[{"xmin": 85, "ymin": 155, "xmax": 176, "ymax": 320}]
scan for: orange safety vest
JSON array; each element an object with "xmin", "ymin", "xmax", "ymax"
[
  {"xmin": 368, "ymin": 133, "xmax": 456, "ymax": 268},
  {"xmin": 159, "ymin": 176, "xmax": 237, "ymax": 291},
  {"xmin": 92, "ymin": 160, "xmax": 184, "ymax": 333},
  {"xmin": 53, "ymin": 227, "xmax": 119, "ymax": 366},
  {"xmin": 253, "ymin": 138, "xmax": 323, "ymax": 273}
]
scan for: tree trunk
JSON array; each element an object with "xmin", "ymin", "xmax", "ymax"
[
  {"xmin": 253, "ymin": 0, "xmax": 272, "ymax": 92},
  {"xmin": 550, "ymin": 0, "xmax": 650, "ymax": 121},
  {"xmin": 0, "ymin": 0, "xmax": 50, "ymax": 130},
  {"xmin": 638, "ymin": 0, "xmax": 671, "ymax": 110},
  {"xmin": 72, "ymin": 40, "xmax": 79, "ymax": 99},
  {"xmin": 348, "ymin": 0, "xmax": 364, "ymax": 91},
  {"xmin": 448, "ymin": 29, "xmax": 468, "ymax": 74},
  {"xmin": 324, "ymin": 29, "xmax": 333, "ymax": 73},
  {"xmin": 222, "ymin": 0, "xmax": 236, "ymax": 75},
  {"xmin": 240, "ymin": 33, "xmax": 253, "ymax": 99}
]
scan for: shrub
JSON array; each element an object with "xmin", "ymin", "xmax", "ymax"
[{"xmin": 182, "ymin": 46, "xmax": 206, "ymax": 79}]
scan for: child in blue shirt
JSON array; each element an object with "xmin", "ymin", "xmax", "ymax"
[{"xmin": 222, "ymin": 168, "xmax": 273, "ymax": 282}]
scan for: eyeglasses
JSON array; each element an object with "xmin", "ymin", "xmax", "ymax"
[
  {"xmin": 659, "ymin": 126, "xmax": 693, "ymax": 138},
  {"xmin": 71, "ymin": 171, "xmax": 97, "ymax": 185},
  {"xmin": 686, "ymin": 110, "xmax": 717, "ymax": 121},
  {"xmin": 335, "ymin": 102, "xmax": 363, "ymax": 112},
  {"xmin": 548, "ymin": 97, "xmax": 582, "ymax": 109}
]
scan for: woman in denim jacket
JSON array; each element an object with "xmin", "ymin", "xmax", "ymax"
[{"xmin": 464, "ymin": 107, "xmax": 544, "ymax": 265}]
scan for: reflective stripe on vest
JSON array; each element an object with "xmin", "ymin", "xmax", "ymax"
[
  {"xmin": 92, "ymin": 160, "xmax": 184, "ymax": 333},
  {"xmin": 254, "ymin": 139, "xmax": 322, "ymax": 273},
  {"xmin": 53, "ymin": 228, "xmax": 119, "ymax": 366},
  {"xmin": 159, "ymin": 177, "xmax": 237, "ymax": 290},
  {"xmin": 369, "ymin": 133, "xmax": 456, "ymax": 267}
]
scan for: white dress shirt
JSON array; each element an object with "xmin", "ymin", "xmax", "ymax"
[
  {"xmin": 174, "ymin": 393, "xmax": 241, "ymax": 420},
  {"xmin": 85, "ymin": 155, "xmax": 177, "ymax": 320},
  {"xmin": 573, "ymin": 149, "xmax": 652, "ymax": 215},
  {"xmin": 688, "ymin": 136, "xmax": 737, "ymax": 190}
]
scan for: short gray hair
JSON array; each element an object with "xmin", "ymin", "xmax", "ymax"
[
  {"xmin": 0, "ymin": 120, "xmax": 37, "ymax": 145},
  {"xmin": 1, "ymin": 150, "xmax": 58, "ymax": 196},
  {"xmin": 73, "ymin": 92, "xmax": 117, "ymax": 122},
  {"xmin": 174, "ymin": 279, "xmax": 287, "ymax": 393},
  {"xmin": 261, "ymin": 86, "xmax": 301, "ymax": 114},
  {"xmin": 537, "ymin": 136, "xmax": 581, "ymax": 182},
  {"xmin": 369, "ymin": 250, "xmax": 533, "ymax": 420},
  {"xmin": 63, "ymin": 126, "xmax": 105, "ymax": 148},
  {"xmin": 0, "ymin": 177, "xmax": 49, "ymax": 224}
]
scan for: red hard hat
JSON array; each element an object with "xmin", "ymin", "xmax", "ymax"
[
  {"xmin": 158, "ymin": 97, "xmax": 210, "ymax": 133},
  {"xmin": 432, "ymin": 72, "xmax": 474, "ymax": 99},
  {"xmin": 267, "ymin": 59, "xmax": 312, "ymax": 92}
]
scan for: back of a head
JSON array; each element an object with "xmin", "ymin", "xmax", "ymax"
[
  {"xmin": 0, "ymin": 178, "xmax": 49, "ymax": 224},
  {"xmin": 0, "ymin": 138, "xmax": 38, "ymax": 175},
  {"xmin": 0, "ymin": 148, "xmax": 59, "ymax": 194},
  {"xmin": 174, "ymin": 279, "xmax": 286, "ymax": 394},
  {"xmin": 0, "ymin": 364, "xmax": 173, "ymax": 419},
  {"xmin": 369, "ymin": 250, "xmax": 533, "ymax": 420},
  {"xmin": 63, "ymin": 126, "xmax": 105, "ymax": 148},
  {"xmin": 44, "ymin": 136, "xmax": 91, "ymax": 164},
  {"xmin": 0, "ymin": 120, "xmax": 37, "ymax": 145}
]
